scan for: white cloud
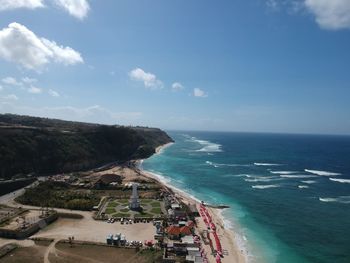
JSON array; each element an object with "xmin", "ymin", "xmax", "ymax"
[
  {"xmin": 129, "ymin": 68, "xmax": 163, "ymax": 90},
  {"xmin": 48, "ymin": 89, "xmax": 60, "ymax": 97},
  {"xmin": 1, "ymin": 94, "xmax": 18, "ymax": 100},
  {"xmin": 0, "ymin": 22, "xmax": 83, "ymax": 71},
  {"xmin": 0, "ymin": 85, "xmax": 3, "ymax": 91},
  {"xmin": 193, "ymin": 88, "xmax": 208, "ymax": 98},
  {"xmin": 54, "ymin": 0, "xmax": 90, "ymax": 20},
  {"xmin": 22, "ymin": 77, "xmax": 37, "ymax": 83},
  {"xmin": 0, "ymin": 0, "xmax": 44, "ymax": 11},
  {"xmin": 266, "ymin": 0, "xmax": 279, "ymax": 10},
  {"xmin": 171, "ymin": 82, "xmax": 184, "ymax": 91},
  {"xmin": 304, "ymin": 0, "xmax": 350, "ymax": 30},
  {"xmin": 28, "ymin": 85, "xmax": 42, "ymax": 94},
  {"xmin": 2, "ymin": 77, "xmax": 22, "ymax": 86}
]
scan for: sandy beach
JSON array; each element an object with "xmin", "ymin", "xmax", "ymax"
[{"xmin": 141, "ymin": 143, "xmax": 247, "ymax": 263}]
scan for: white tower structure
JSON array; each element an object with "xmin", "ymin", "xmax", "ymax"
[{"xmin": 129, "ymin": 183, "xmax": 140, "ymax": 210}]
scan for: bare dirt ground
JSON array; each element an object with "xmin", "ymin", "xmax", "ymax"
[
  {"xmin": 1, "ymin": 241, "xmax": 162, "ymax": 263},
  {"xmin": 1, "ymin": 240, "xmax": 50, "ymax": 263},
  {"xmin": 33, "ymin": 216, "xmax": 156, "ymax": 244},
  {"xmin": 49, "ymin": 243, "xmax": 162, "ymax": 263}
]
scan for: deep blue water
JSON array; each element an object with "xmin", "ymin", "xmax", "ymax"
[{"xmin": 142, "ymin": 131, "xmax": 350, "ymax": 263}]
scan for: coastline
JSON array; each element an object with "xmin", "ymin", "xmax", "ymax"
[{"xmin": 139, "ymin": 143, "xmax": 247, "ymax": 263}]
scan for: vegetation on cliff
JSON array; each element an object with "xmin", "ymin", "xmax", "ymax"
[{"xmin": 0, "ymin": 114, "xmax": 173, "ymax": 179}]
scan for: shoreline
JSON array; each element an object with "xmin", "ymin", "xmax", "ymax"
[{"xmin": 139, "ymin": 143, "xmax": 247, "ymax": 263}]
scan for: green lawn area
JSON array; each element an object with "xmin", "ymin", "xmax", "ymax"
[
  {"xmin": 120, "ymin": 208, "xmax": 129, "ymax": 213},
  {"xmin": 107, "ymin": 201, "xmax": 118, "ymax": 207},
  {"xmin": 150, "ymin": 201, "xmax": 161, "ymax": 207},
  {"xmin": 105, "ymin": 207, "xmax": 115, "ymax": 214},
  {"xmin": 140, "ymin": 199, "xmax": 153, "ymax": 204},
  {"xmin": 118, "ymin": 199, "xmax": 129, "ymax": 205},
  {"xmin": 150, "ymin": 207, "xmax": 162, "ymax": 214}
]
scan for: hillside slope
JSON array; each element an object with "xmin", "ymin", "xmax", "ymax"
[{"xmin": 0, "ymin": 114, "xmax": 173, "ymax": 179}]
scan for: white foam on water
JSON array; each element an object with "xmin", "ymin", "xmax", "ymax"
[
  {"xmin": 226, "ymin": 174, "xmax": 253, "ymax": 178},
  {"xmin": 206, "ymin": 160, "xmax": 251, "ymax": 168},
  {"xmin": 280, "ymin": 174, "xmax": 317, "ymax": 179},
  {"xmin": 254, "ymin": 163, "xmax": 282, "ymax": 166},
  {"xmin": 190, "ymin": 137, "xmax": 223, "ymax": 153},
  {"xmin": 329, "ymin": 178, "xmax": 350, "ymax": 184},
  {"xmin": 251, "ymin": 184, "xmax": 281, "ymax": 189},
  {"xmin": 319, "ymin": 196, "xmax": 350, "ymax": 204},
  {"xmin": 245, "ymin": 176, "xmax": 283, "ymax": 183},
  {"xmin": 305, "ymin": 169, "xmax": 341, "ymax": 176},
  {"xmin": 301, "ymin": 180, "xmax": 317, "ymax": 184},
  {"xmin": 270, "ymin": 171, "xmax": 299, "ymax": 175},
  {"xmin": 216, "ymin": 209, "xmax": 250, "ymax": 263},
  {"xmin": 298, "ymin": 185, "xmax": 309, "ymax": 189},
  {"xmin": 205, "ymin": 161, "xmax": 219, "ymax": 168}
]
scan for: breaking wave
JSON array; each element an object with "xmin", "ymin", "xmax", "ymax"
[
  {"xmin": 329, "ymin": 178, "xmax": 350, "ymax": 184},
  {"xmin": 270, "ymin": 171, "xmax": 299, "ymax": 175},
  {"xmin": 305, "ymin": 169, "xmax": 341, "ymax": 176},
  {"xmin": 206, "ymin": 161, "xmax": 251, "ymax": 168},
  {"xmin": 254, "ymin": 163, "xmax": 281, "ymax": 166},
  {"xmin": 193, "ymin": 138, "xmax": 223, "ymax": 153},
  {"xmin": 252, "ymin": 184, "xmax": 281, "ymax": 189},
  {"xmin": 319, "ymin": 196, "xmax": 350, "ymax": 204},
  {"xmin": 245, "ymin": 176, "xmax": 283, "ymax": 182},
  {"xmin": 301, "ymin": 180, "xmax": 317, "ymax": 184},
  {"xmin": 298, "ymin": 185, "xmax": 309, "ymax": 189},
  {"xmin": 280, "ymin": 174, "xmax": 317, "ymax": 179}
]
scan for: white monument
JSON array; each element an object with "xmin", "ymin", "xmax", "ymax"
[{"xmin": 129, "ymin": 183, "xmax": 140, "ymax": 210}]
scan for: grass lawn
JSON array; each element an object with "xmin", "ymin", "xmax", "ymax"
[
  {"xmin": 150, "ymin": 207, "xmax": 162, "ymax": 214},
  {"xmin": 120, "ymin": 208, "xmax": 129, "ymax": 213},
  {"xmin": 107, "ymin": 201, "xmax": 118, "ymax": 207},
  {"xmin": 105, "ymin": 208, "xmax": 115, "ymax": 214},
  {"xmin": 140, "ymin": 199, "xmax": 153, "ymax": 204},
  {"xmin": 150, "ymin": 201, "xmax": 161, "ymax": 207}
]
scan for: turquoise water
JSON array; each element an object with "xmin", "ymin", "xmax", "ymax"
[{"xmin": 142, "ymin": 131, "xmax": 350, "ymax": 263}]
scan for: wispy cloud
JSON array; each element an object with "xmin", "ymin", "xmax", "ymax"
[
  {"xmin": 48, "ymin": 89, "xmax": 60, "ymax": 97},
  {"xmin": 265, "ymin": 0, "xmax": 350, "ymax": 30},
  {"xmin": 53, "ymin": 0, "xmax": 90, "ymax": 20},
  {"xmin": 129, "ymin": 68, "xmax": 163, "ymax": 90},
  {"xmin": 0, "ymin": 0, "xmax": 45, "ymax": 11},
  {"xmin": 28, "ymin": 85, "xmax": 42, "ymax": 94},
  {"xmin": 2, "ymin": 77, "xmax": 22, "ymax": 86},
  {"xmin": 171, "ymin": 82, "xmax": 184, "ymax": 92},
  {"xmin": 22, "ymin": 77, "xmax": 37, "ymax": 84},
  {"xmin": 0, "ymin": 22, "xmax": 83, "ymax": 71},
  {"xmin": 193, "ymin": 88, "xmax": 208, "ymax": 98},
  {"xmin": 0, "ymin": 0, "xmax": 90, "ymax": 20},
  {"xmin": 1, "ymin": 94, "xmax": 18, "ymax": 100},
  {"xmin": 304, "ymin": 0, "xmax": 350, "ymax": 30}
]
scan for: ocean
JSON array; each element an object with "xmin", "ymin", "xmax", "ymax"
[{"xmin": 141, "ymin": 131, "xmax": 350, "ymax": 263}]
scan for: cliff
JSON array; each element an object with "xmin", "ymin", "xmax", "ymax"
[{"xmin": 0, "ymin": 114, "xmax": 173, "ymax": 179}]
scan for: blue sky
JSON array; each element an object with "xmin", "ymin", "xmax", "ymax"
[{"xmin": 0, "ymin": 0, "xmax": 350, "ymax": 135}]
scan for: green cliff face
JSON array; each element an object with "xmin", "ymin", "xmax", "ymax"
[{"xmin": 0, "ymin": 114, "xmax": 173, "ymax": 179}]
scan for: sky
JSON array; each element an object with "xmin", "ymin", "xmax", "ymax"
[{"xmin": 0, "ymin": 0, "xmax": 350, "ymax": 135}]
